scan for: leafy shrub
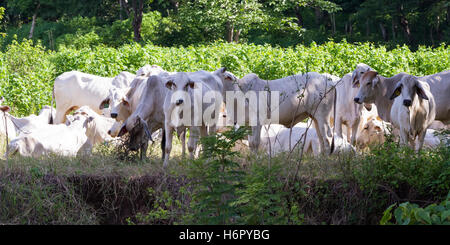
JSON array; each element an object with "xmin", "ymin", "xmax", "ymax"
[
  {"xmin": 185, "ymin": 127, "xmax": 248, "ymax": 224},
  {"xmin": 353, "ymin": 142, "xmax": 450, "ymax": 199},
  {"xmin": 380, "ymin": 192, "xmax": 450, "ymax": 225}
]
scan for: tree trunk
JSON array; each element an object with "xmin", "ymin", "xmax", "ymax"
[
  {"xmin": 400, "ymin": 16, "xmax": 412, "ymax": 43},
  {"xmin": 429, "ymin": 26, "xmax": 434, "ymax": 46},
  {"xmin": 366, "ymin": 20, "xmax": 370, "ymax": 37},
  {"xmin": 131, "ymin": 0, "xmax": 144, "ymax": 42},
  {"xmin": 28, "ymin": 3, "xmax": 40, "ymax": 39},
  {"xmin": 233, "ymin": 29, "xmax": 241, "ymax": 43},
  {"xmin": 331, "ymin": 13, "xmax": 336, "ymax": 35},
  {"xmin": 295, "ymin": 6, "xmax": 302, "ymax": 26},
  {"xmin": 226, "ymin": 21, "xmax": 233, "ymax": 43},
  {"xmin": 391, "ymin": 18, "xmax": 396, "ymax": 40},
  {"xmin": 314, "ymin": 8, "xmax": 323, "ymax": 25},
  {"xmin": 379, "ymin": 22, "xmax": 387, "ymax": 41}
]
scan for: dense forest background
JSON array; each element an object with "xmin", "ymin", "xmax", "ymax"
[{"xmin": 0, "ymin": 0, "xmax": 448, "ymax": 50}]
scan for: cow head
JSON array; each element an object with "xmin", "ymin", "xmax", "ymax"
[
  {"xmin": 351, "ymin": 63, "xmax": 374, "ymax": 88},
  {"xmin": 357, "ymin": 117, "xmax": 386, "ymax": 149},
  {"xmin": 354, "ymin": 71, "xmax": 380, "ymax": 104},
  {"xmin": 165, "ymin": 73, "xmax": 196, "ymax": 107},
  {"xmin": 99, "ymin": 88, "xmax": 131, "ymax": 121},
  {"xmin": 213, "ymin": 67, "xmax": 238, "ymax": 91},
  {"xmin": 389, "ymin": 75, "xmax": 429, "ymax": 107},
  {"xmin": 117, "ymin": 116, "xmax": 153, "ymax": 151}
]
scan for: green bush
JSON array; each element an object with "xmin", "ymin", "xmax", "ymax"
[
  {"xmin": 353, "ymin": 142, "xmax": 450, "ymax": 199},
  {"xmin": 380, "ymin": 192, "xmax": 450, "ymax": 225}
]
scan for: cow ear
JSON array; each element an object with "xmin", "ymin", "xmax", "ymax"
[
  {"xmin": 374, "ymin": 126, "xmax": 382, "ymax": 132},
  {"xmin": 122, "ymin": 98, "xmax": 130, "ymax": 107},
  {"xmin": 389, "ymin": 83, "xmax": 402, "ymax": 100},
  {"xmin": 351, "ymin": 71, "xmax": 359, "ymax": 88},
  {"xmin": 140, "ymin": 117, "xmax": 153, "ymax": 142},
  {"xmin": 118, "ymin": 124, "xmax": 128, "ymax": 137},
  {"xmin": 415, "ymin": 82, "xmax": 429, "ymax": 100},
  {"xmin": 371, "ymin": 73, "xmax": 380, "ymax": 88},
  {"xmin": 99, "ymin": 98, "xmax": 110, "ymax": 110},
  {"xmin": 0, "ymin": 105, "xmax": 10, "ymax": 113},
  {"xmin": 187, "ymin": 80, "xmax": 196, "ymax": 89}
]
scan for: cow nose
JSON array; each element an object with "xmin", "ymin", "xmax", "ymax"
[
  {"xmin": 111, "ymin": 113, "xmax": 118, "ymax": 118},
  {"xmin": 403, "ymin": 99, "xmax": 412, "ymax": 106},
  {"xmin": 354, "ymin": 97, "xmax": 361, "ymax": 104},
  {"xmin": 176, "ymin": 99, "xmax": 184, "ymax": 106}
]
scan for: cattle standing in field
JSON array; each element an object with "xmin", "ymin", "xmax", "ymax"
[
  {"xmin": 53, "ymin": 70, "xmax": 135, "ymax": 124},
  {"xmin": 117, "ymin": 75, "xmax": 170, "ymax": 160},
  {"xmin": 389, "ymin": 75, "xmax": 436, "ymax": 151},
  {"xmin": 334, "ymin": 73, "xmax": 369, "ymax": 145},
  {"xmin": 352, "ymin": 64, "xmax": 450, "ymax": 124},
  {"xmin": 216, "ymin": 69, "xmax": 337, "ymax": 154},
  {"xmin": 162, "ymin": 71, "xmax": 224, "ymax": 167},
  {"xmin": 0, "ymin": 105, "xmax": 55, "ymax": 140}
]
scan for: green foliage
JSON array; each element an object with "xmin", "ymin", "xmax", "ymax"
[
  {"xmin": 186, "ymin": 127, "xmax": 249, "ymax": 224},
  {"xmin": 231, "ymin": 163, "xmax": 301, "ymax": 225},
  {"xmin": 381, "ymin": 192, "xmax": 450, "ymax": 225},
  {"xmin": 353, "ymin": 142, "xmax": 450, "ymax": 198},
  {"xmin": 0, "ymin": 39, "xmax": 55, "ymax": 116}
]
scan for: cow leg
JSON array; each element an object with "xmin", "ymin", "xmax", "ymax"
[
  {"xmin": 312, "ymin": 118, "xmax": 324, "ymax": 154},
  {"xmin": 140, "ymin": 141, "xmax": 148, "ymax": 160},
  {"xmin": 177, "ymin": 127, "xmax": 186, "ymax": 158},
  {"xmin": 335, "ymin": 116, "xmax": 343, "ymax": 140},
  {"xmin": 163, "ymin": 123, "xmax": 174, "ymax": 168},
  {"xmin": 350, "ymin": 118, "xmax": 360, "ymax": 146},
  {"xmin": 187, "ymin": 126, "xmax": 201, "ymax": 158},
  {"xmin": 399, "ymin": 128, "xmax": 409, "ymax": 146},
  {"xmin": 161, "ymin": 129, "xmax": 166, "ymax": 161},
  {"xmin": 314, "ymin": 116, "xmax": 333, "ymax": 154},
  {"xmin": 249, "ymin": 125, "xmax": 261, "ymax": 152},
  {"xmin": 54, "ymin": 104, "xmax": 71, "ymax": 124},
  {"xmin": 416, "ymin": 130, "xmax": 426, "ymax": 152}
]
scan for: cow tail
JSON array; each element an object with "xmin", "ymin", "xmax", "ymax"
[
  {"xmin": 330, "ymin": 83, "xmax": 337, "ymax": 155},
  {"xmin": 49, "ymin": 84, "xmax": 55, "ymax": 124}
]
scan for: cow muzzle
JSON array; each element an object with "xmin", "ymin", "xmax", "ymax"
[
  {"xmin": 354, "ymin": 97, "xmax": 362, "ymax": 104},
  {"xmin": 175, "ymin": 99, "xmax": 184, "ymax": 106},
  {"xmin": 403, "ymin": 99, "xmax": 412, "ymax": 107},
  {"xmin": 111, "ymin": 113, "xmax": 118, "ymax": 118}
]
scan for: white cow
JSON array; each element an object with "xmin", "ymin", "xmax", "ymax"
[
  {"xmin": 162, "ymin": 70, "xmax": 224, "ymax": 167},
  {"xmin": 389, "ymin": 75, "xmax": 436, "ymax": 151},
  {"xmin": 353, "ymin": 64, "xmax": 450, "ymax": 124},
  {"xmin": 215, "ymin": 69, "xmax": 337, "ymax": 154},
  {"xmin": 7, "ymin": 115, "xmax": 91, "ymax": 157},
  {"xmin": 0, "ymin": 105, "xmax": 55, "ymax": 140},
  {"xmin": 53, "ymin": 70, "xmax": 135, "ymax": 124},
  {"xmin": 334, "ymin": 73, "xmax": 367, "ymax": 145},
  {"xmin": 260, "ymin": 122, "xmax": 355, "ymax": 156},
  {"xmin": 72, "ymin": 106, "xmax": 116, "ymax": 145}
]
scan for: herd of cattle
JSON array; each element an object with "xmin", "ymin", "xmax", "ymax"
[{"xmin": 0, "ymin": 64, "xmax": 449, "ymax": 166}]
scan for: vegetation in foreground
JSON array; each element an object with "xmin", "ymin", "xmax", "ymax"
[{"xmin": 0, "ymin": 129, "xmax": 448, "ymax": 225}]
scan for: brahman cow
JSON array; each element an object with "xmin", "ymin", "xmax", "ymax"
[
  {"xmin": 260, "ymin": 122, "xmax": 355, "ymax": 156},
  {"xmin": 353, "ymin": 64, "xmax": 450, "ymax": 124},
  {"xmin": 53, "ymin": 70, "xmax": 135, "ymax": 124},
  {"xmin": 161, "ymin": 70, "xmax": 224, "ymax": 167},
  {"xmin": 0, "ymin": 105, "xmax": 55, "ymax": 140},
  {"xmin": 7, "ymin": 107, "xmax": 116, "ymax": 158},
  {"xmin": 389, "ymin": 75, "xmax": 436, "ymax": 151},
  {"xmin": 215, "ymin": 69, "xmax": 337, "ymax": 154}
]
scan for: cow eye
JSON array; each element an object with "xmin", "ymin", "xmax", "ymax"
[
  {"xmin": 367, "ymin": 82, "xmax": 371, "ymax": 86},
  {"xmin": 364, "ymin": 126, "xmax": 369, "ymax": 130}
]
